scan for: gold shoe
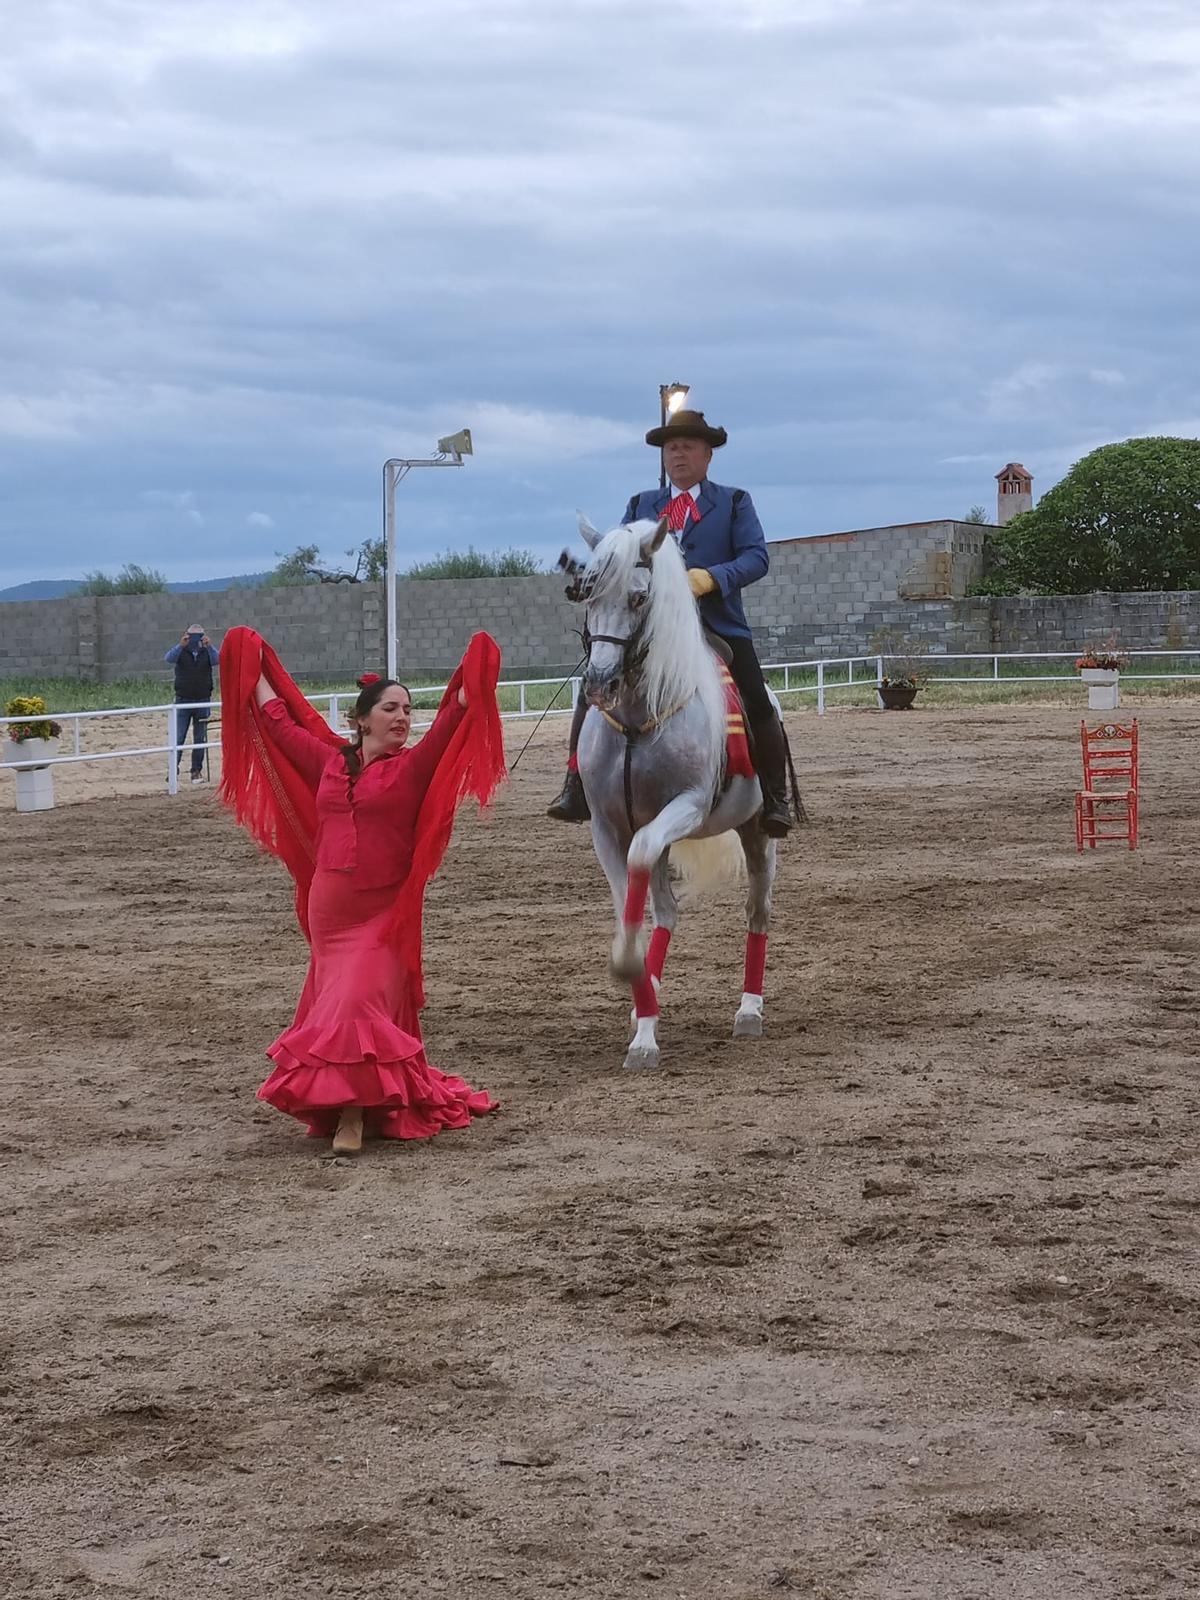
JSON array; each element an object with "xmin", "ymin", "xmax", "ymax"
[{"xmin": 332, "ymin": 1107, "xmax": 364, "ymax": 1154}]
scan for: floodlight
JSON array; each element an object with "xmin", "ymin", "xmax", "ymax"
[
  {"xmin": 657, "ymin": 381, "xmax": 691, "ymax": 488},
  {"xmin": 382, "ymin": 429, "xmax": 473, "ymax": 677},
  {"xmin": 437, "ymin": 427, "xmax": 473, "ymax": 457}
]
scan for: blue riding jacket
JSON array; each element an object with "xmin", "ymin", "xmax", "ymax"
[{"xmin": 620, "ymin": 479, "xmax": 768, "ymax": 640}]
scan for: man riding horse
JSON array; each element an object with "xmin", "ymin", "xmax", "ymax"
[{"xmin": 548, "ymin": 406, "xmax": 793, "ymax": 838}]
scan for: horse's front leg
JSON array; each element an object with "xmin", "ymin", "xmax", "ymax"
[
  {"xmin": 628, "ymin": 853, "xmax": 678, "ymax": 1030},
  {"xmin": 589, "ymin": 813, "xmax": 658, "ymax": 1071},
  {"xmin": 611, "ymin": 791, "xmax": 709, "ymax": 984},
  {"xmin": 733, "ymin": 822, "xmax": 776, "ymax": 1038}
]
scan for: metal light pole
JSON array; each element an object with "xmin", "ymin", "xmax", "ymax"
[
  {"xmin": 657, "ymin": 382, "xmax": 690, "ymax": 489},
  {"xmin": 382, "ymin": 428, "xmax": 472, "ymax": 679}
]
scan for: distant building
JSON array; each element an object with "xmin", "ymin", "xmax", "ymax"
[{"xmin": 996, "ymin": 462, "xmax": 1034, "ymax": 525}]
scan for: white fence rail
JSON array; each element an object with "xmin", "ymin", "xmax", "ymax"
[{"xmin": 4, "ymin": 650, "xmax": 1200, "ymax": 790}]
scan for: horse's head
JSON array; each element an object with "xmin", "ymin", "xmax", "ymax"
[{"xmin": 575, "ymin": 514, "xmax": 669, "ymax": 710}]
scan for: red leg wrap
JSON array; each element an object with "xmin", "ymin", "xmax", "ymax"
[
  {"xmin": 623, "ymin": 867, "xmax": 650, "ymax": 930},
  {"xmin": 647, "ymin": 925, "xmax": 672, "ymax": 983},
  {"xmin": 744, "ymin": 931, "xmax": 768, "ymax": 996},
  {"xmin": 567, "ymin": 751, "xmax": 579, "ymax": 773},
  {"xmin": 632, "ymin": 973, "xmax": 660, "ymax": 1018}
]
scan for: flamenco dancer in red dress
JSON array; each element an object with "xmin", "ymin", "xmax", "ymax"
[{"xmin": 219, "ymin": 625, "xmax": 506, "ymax": 1154}]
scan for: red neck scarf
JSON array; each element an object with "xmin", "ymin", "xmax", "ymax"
[
  {"xmin": 218, "ymin": 627, "xmax": 506, "ymax": 1005},
  {"xmin": 665, "ymin": 491, "xmax": 697, "ymax": 531}
]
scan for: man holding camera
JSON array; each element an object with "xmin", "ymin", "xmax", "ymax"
[{"xmin": 164, "ymin": 624, "xmax": 218, "ymax": 783}]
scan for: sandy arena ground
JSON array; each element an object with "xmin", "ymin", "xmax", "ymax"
[{"xmin": 4, "ymin": 701, "xmax": 1200, "ymax": 1599}]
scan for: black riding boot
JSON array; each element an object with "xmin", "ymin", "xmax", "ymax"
[
  {"xmin": 547, "ymin": 693, "xmax": 591, "ymax": 823},
  {"xmin": 750, "ymin": 711, "xmax": 793, "ymax": 837}
]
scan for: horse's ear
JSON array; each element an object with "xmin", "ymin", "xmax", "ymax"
[
  {"xmin": 578, "ymin": 512, "xmax": 601, "ymax": 550},
  {"xmin": 642, "ymin": 516, "xmax": 669, "ymax": 557}
]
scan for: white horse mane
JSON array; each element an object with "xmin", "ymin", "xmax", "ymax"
[{"xmin": 583, "ymin": 521, "xmax": 726, "ymax": 770}]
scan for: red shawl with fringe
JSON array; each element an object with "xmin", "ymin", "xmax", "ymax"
[{"xmin": 218, "ymin": 626, "xmax": 506, "ymax": 1005}]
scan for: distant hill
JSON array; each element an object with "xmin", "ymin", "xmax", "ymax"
[{"xmin": 0, "ymin": 572, "xmax": 271, "ymax": 601}]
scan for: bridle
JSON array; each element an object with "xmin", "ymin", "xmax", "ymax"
[{"xmin": 573, "ymin": 554, "xmax": 654, "ymax": 689}]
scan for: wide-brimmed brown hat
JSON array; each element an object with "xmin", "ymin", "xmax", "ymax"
[{"xmin": 644, "ymin": 409, "xmax": 728, "ymax": 449}]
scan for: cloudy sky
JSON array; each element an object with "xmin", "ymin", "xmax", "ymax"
[{"xmin": 2, "ymin": 0, "xmax": 1198, "ymax": 588}]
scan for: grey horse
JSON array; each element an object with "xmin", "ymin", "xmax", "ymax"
[{"xmin": 572, "ymin": 514, "xmax": 778, "ymax": 1071}]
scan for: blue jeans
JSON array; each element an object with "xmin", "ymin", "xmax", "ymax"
[{"xmin": 175, "ymin": 706, "xmax": 211, "ymax": 775}]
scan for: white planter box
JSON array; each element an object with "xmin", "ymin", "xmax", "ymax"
[
  {"xmin": 1079, "ymin": 668, "xmax": 1119, "ymax": 712},
  {"xmin": 3, "ymin": 735, "xmax": 58, "ymax": 768},
  {"xmin": 3, "ymin": 737, "xmax": 58, "ymax": 811},
  {"xmin": 14, "ymin": 766, "xmax": 55, "ymax": 812}
]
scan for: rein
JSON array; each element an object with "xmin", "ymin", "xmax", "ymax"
[{"xmin": 506, "ymin": 654, "xmax": 589, "ymax": 775}]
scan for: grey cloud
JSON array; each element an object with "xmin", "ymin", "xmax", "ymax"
[
  {"xmin": 36, "ymin": 144, "xmax": 213, "ymax": 198},
  {"xmin": 1, "ymin": 0, "xmax": 1198, "ymax": 585}
]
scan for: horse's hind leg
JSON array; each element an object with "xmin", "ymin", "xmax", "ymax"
[
  {"xmin": 733, "ymin": 822, "xmax": 776, "ymax": 1038},
  {"xmin": 647, "ymin": 853, "xmax": 678, "ymax": 990}
]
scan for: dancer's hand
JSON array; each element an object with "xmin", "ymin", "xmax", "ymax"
[{"xmin": 457, "ymin": 686, "xmax": 468, "ymax": 708}]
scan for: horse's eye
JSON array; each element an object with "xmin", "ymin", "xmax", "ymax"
[{"xmin": 630, "ymin": 591, "xmax": 647, "ymax": 610}]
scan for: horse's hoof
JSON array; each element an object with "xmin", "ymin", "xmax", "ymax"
[
  {"xmin": 732, "ymin": 1010, "xmax": 763, "ymax": 1039},
  {"xmin": 623, "ymin": 1043, "xmax": 661, "ymax": 1072},
  {"xmin": 610, "ymin": 951, "xmax": 646, "ymax": 984}
]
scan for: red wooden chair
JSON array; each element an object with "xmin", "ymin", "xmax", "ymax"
[{"xmin": 1075, "ymin": 719, "xmax": 1138, "ymax": 851}]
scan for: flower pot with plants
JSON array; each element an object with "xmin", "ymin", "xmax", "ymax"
[
  {"xmin": 878, "ymin": 676, "xmax": 920, "ymax": 710},
  {"xmin": 1075, "ymin": 649, "xmax": 1128, "ymax": 713},
  {"xmin": 871, "ymin": 627, "xmax": 932, "ymax": 710},
  {"xmin": 3, "ymin": 696, "xmax": 62, "ymax": 811}
]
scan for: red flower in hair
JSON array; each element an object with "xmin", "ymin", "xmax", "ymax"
[{"xmin": 357, "ymin": 672, "xmax": 382, "ymax": 688}]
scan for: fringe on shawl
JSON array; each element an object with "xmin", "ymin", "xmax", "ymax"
[
  {"xmin": 385, "ymin": 631, "xmax": 507, "ymax": 1005},
  {"xmin": 217, "ymin": 626, "xmax": 346, "ymax": 937}
]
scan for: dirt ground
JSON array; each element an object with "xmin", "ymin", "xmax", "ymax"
[{"xmin": 4, "ymin": 700, "xmax": 1200, "ymax": 1599}]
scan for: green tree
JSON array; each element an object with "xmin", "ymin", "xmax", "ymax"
[
  {"xmin": 978, "ymin": 436, "xmax": 1200, "ymax": 595},
  {"xmin": 79, "ymin": 563, "xmax": 169, "ymax": 595},
  {"xmin": 401, "ymin": 546, "xmax": 544, "ymax": 580},
  {"xmin": 963, "ymin": 505, "xmax": 989, "ymax": 524},
  {"xmin": 264, "ymin": 544, "xmax": 322, "ymax": 587},
  {"xmin": 350, "ymin": 536, "xmax": 386, "ymax": 581}
]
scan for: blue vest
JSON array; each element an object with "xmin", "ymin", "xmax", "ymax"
[{"xmin": 621, "ymin": 479, "xmax": 768, "ymax": 639}]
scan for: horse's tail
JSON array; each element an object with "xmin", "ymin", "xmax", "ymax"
[{"xmin": 669, "ymin": 831, "xmax": 746, "ymax": 901}]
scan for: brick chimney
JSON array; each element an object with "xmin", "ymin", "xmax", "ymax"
[{"xmin": 995, "ymin": 462, "xmax": 1033, "ymax": 525}]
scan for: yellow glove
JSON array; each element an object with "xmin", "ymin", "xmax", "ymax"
[{"xmin": 688, "ymin": 567, "xmax": 717, "ymax": 598}]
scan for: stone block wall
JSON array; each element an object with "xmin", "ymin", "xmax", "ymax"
[
  {"xmin": 0, "ymin": 577, "xmax": 584, "ymax": 683},
  {"xmin": 749, "ymin": 520, "xmax": 986, "ymax": 659},
  {"xmin": 4, "ymin": 525, "xmax": 1200, "ymax": 686},
  {"xmin": 0, "ymin": 599, "xmax": 86, "ymax": 676}
]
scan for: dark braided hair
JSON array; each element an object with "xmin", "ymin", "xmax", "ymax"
[{"xmin": 342, "ymin": 674, "xmax": 412, "ymax": 778}]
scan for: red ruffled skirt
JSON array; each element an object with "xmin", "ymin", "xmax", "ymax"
[{"xmin": 258, "ymin": 869, "xmax": 496, "ymax": 1140}]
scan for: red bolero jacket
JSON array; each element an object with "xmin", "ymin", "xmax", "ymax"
[{"xmin": 259, "ymin": 696, "xmax": 466, "ymax": 889}]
